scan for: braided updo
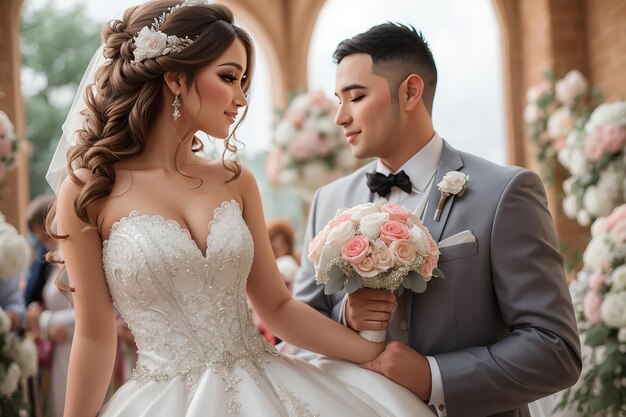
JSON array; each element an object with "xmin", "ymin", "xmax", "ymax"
[{"xmin": 58, "ymin": 0, "xmax": 254, "ymax": 226}]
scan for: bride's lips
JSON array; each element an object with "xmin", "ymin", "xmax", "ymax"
[
  {"xmin": 345, "ymin": 130, "xmax": 360, "ymax": 144},
  {"xmin": 224, "ymin": 112, "xmax": 238, "ymax": 124}
]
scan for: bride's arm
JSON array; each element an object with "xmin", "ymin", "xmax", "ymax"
[
  {"xmin": 238, "ymin": 168, "xmax": 384, "ymax": 363},
  {"xmin": 56, "ymin": 174, "xmax": 118, "ymax": 417}
]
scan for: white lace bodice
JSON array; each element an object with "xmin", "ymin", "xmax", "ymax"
[{"xmin": 102, "ymin": 200, "xmax": 275, "ymax": 399}]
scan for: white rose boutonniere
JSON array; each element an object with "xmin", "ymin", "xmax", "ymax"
[{"xmin": 435, "ymin": 171, "xmax": 469, "ymax": 221}]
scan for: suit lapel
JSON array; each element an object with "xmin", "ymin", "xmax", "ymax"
[
  {"xmin": 421, "ymin": 142, "xmax": 464, "ymax": 243},
  {"xmin": 405, "ymin": 141, "xmax": 464, "ymax": 334}
]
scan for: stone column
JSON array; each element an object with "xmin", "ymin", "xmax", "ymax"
[{"xmin": 0, "ymin": 0, "xmax": 28, "ymax": 233}]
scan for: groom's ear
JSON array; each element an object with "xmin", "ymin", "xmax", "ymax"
[
  {"xmin": 402, "ymin": 74, "xmax": 424, "ymax": 112},
  {"xmin": 163, "ymin": 71, "xmax": 184, "ymax": 95}
]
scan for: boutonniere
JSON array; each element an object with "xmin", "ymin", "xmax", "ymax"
[{"xmin": 434, "ymin": 171, "xmax": 469, "ymax": 221}]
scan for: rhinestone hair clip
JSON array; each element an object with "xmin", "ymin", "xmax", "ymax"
[{"xmin": 130, "ymin": 0, "xmax": 209, "ymax": 64}]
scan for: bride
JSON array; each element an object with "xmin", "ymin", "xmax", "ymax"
[{"xmin": 46, "ymin": 1, "xmax": 435, "ymax": 416}]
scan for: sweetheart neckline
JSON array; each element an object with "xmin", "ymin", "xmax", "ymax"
[{"xmin": 102, "ymin": 199, "xmax": 241, "ymax": 259}]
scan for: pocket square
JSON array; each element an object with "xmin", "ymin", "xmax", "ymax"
[{"xmin": 438, "ymin": 230, "xmax": 476, "ymax": 248}]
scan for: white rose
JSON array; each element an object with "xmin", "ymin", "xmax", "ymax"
[
  {"xmin": 591, "ymin": 216, "xmax": 609, "ymax": 238},
  {"xmin": 132, "ymin": 27, "xmax": 168, "ymax": 62},
  {"xmin": 611, "ymin": 265, "xmax": 626, "ymax": 291},
  {"xmin": 325, "ymin": 219, "xmax": 355, "ymax": 252},
  {"xmin": 568, "ymin": 148, "xmax": 591, "ymax": 177},
  {"xmin": 547, "ymin": 107, "xmax": 575, "ymax": 140},
  {"xmin": 359, "ymin": 212, "xmax": 389, "ymax": 239},
  {"xmin": 337, "ymin": 147, "xmax": 355, "ymax": 170},
  {"xmin": 278, "ymin": 168, "xmax": 298, "ymax": 186},
  {"xmin": 13, "ymin": 338, "xmax": 37, "ymax": 379},
  {"xmin": 317, "ymin": 244, "xmax": 339, "ymax": 273},
  {"xmin": 555, "ymin": 70, "xmax": 588, "ymax": 105},
  {"xmin": 523, "ymin": 104, "xmax": 541, "ymax": 124},
  {"xmin": 526, "ymin": 82, "xmax": 552, "ymax": 103},
  {"xmin": 437, "ymin": 171, "xmax": 468, "ymax": 195},
  {"xmin": 288, "ymin": 94, "xmax": 310, "ymax": 112},
  {"xmin": 349, "ymin": 203, "xmax": 380, "ymax": 222},
  {"xmin": 585, "ymin": 101, "xmax": 626, "ymax": 133},
  {"xmin": 583, "ymin": 236, "xmax": 610, "ymax": 270},
  {"xmin": 273, "ymin": 120, "xmax": 297, "ymax": 147},
  {"xmin": 598, "ymin": 168, "xmax": 625, "ymax": 199},
  {"xmin": 583, "ymin": 185, "xmax": 613, "ymax": 218},
  {"xmin": 0, "ymin": 224, "xmax": 31, "ymax": 279},
  {"xmin": 577, "ymin": 209, "xmax": 591, "ymax": 227},
  {"xmin": 562, "ymin": 195, "xmax": 579, "ymax": 220},
  {"xmin": 0, "ymin": 309, "xmax": 11, "ymax": 334},
  {"xmin": 618, "ymin": 328, "xmax": 626, "ymax": 343},
  {"xmin": 410, "ymin": 225, "xmax": 431, "ymax": 256},
  {"xmin": 600, "ymin": 291, "xmax": 626, "ymax": 328},
  {"xmin": 0, "ymin": 362, "xmax": 21, "ymax": 396},
  {"xmin": 302, "ymin": 161, "xmax": 332, "ymax": 187}
]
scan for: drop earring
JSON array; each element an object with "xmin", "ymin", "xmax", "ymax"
[{"xmin": 172, "ymin": 92, "xmax": 181, "ymax": 121}]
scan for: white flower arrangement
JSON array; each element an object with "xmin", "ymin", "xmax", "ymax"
[
  {"xmin": 0, "ymin": 308, "xmax": 37, "ymax": 415},
  {"xmin": 558, "ymin": 101, "xmax": 626, "ymax": 226},
  {"xmin": 0, "ymin": 111, "xmax": 21, "ymax": 192},
  {"xmin": 0, "ymin": 212, "xmax": 31, "ymax": 280},
  {"xmin": 556, "ymin": 204, "xmax": 626, "ymax": 416},
  {"xmin": 523, "ymin": 70, "xmax": 600, "ymax": 184},
  {"xmin": 267, "ymin": 90, "xmax": 356, "ymax": 202}
]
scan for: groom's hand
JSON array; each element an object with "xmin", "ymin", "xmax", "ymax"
[
  {"xmin": 345, "ymin": 288, "xmax": 396, "ymax": 331},
  {"xmin": 361, "ymin": 341, "xmax": 432, "ymax": 402}
]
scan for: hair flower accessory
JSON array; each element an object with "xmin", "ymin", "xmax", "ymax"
[
  {"xmin": 435, "ymin": 171, "xmax": 469, "ymax": 221},
  {"xmin": 130, "ymin": 0, "xmax": 208, "ymax": 64}
]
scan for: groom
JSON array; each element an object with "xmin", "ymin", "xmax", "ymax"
[{"xmin": 293, "ymin": 23, "xmax": 581, "ymax": 417}]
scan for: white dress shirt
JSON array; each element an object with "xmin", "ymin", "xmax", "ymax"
[{"xmin": 341, "ymin": 133, "xmax": 448, "ymax": 416}]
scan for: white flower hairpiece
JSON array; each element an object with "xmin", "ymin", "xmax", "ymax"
[
  {"xmin": 434, "ymin": 171, "xmax": 469, "ymax": 221},
  {"xmin": 131, "ymin": 0, "xmax": 209, "ymax": 64}
]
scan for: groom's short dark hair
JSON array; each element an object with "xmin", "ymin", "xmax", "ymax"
[{"xmin": 333, "ymin": 22, "xmax": 437, "ymax": 114}]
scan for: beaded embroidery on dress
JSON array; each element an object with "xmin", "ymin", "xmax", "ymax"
[{"xmin": 99, "ymin": 200, "xmax": 433, "ymax": 417}]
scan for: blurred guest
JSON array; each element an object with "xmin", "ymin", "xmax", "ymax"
[{"xmin": 266, "ymin": 218, "xmax": 300, "ymax": 292}]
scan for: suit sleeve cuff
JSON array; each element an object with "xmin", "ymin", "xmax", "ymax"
[{"xmin": 426, "ymin": 356, "xmax": 447, "ymax": 417}]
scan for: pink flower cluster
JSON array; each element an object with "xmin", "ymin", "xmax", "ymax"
[
  {"xmin": 308, "ymin": 201, "xmax": 440, "ymax": 286},
  {"xmin": 581, "ymin": 204, "xmax": 626, "ymax": 329},
  {"xmin": 584, "ymin": 124, "xmax": 626, "ymax": 161}
]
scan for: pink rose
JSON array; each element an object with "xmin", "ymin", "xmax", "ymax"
[
  {"xmin": 288, "ymin": 130, "xmax": 317, "ymax": 161},
  {"xmin": 609, "ymin": 220, "xmax": 626, "ymax": 243},
  {"xmin": 601, "ymin": 124, "xmax": 626, "ymax": 154},
  {"xmin": 0, "ymin": 139, "xmax": 11, "ymax": 157},
  {"xmin": 606, "ymin": 205, "xmax": 626, "ymax": 231},
  {"xmin": 583, "ymin": 291, "xmax": 602, "ymax": 325},
  {"xmin": 380, "ymin": 203, "xmax": 411, "ymax": 223},
  {"xmin": 342, "ymin": 235, "xmax": 370, "ymax": 265},
  {"xmin": 584, "ymin": 129, "xmax": 605, "ymax": 161},
  {"xmin": 353, "ymin": 254, "xmax": 378, "ymax": 277},
  {"xmin": 419, "ymin": 256, "xmax": 435, "ymax": 281},
  {"xmin": 287, "ymin": 108, "xmax": 305, "ymax": 128},
  {"xmin": 380, "ymin": 221, "xmax": 411, "ymax": 244},
  {"xmin": 328, "ymin": 212, "xmax": 352, "ymax": 229},
  {"xmin": 370, "ymin": 239, "xmax": 394, "ymax": 272},
  {"xmin": 588, "ymin": 269, "xmax": 605, "ymax": 291},
  {"xmin": 389, "ymin": 239, "xmax": 416, "ymax": 266},
  {"xmin": 307, "ymin": 229, "xmax": 328, "ymax": 266}
]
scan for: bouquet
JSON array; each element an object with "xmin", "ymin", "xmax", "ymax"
[
  {"xmin": 558, "ymin": 101, "xmax": 626, "ymax": 226},
  {"xmin": 0, "ymin": 308, "xmax": 37, "ymax": 417},
  {"xmin": 267, "ymin": 90, "xmax": 356, "ymax": 202},
  {"xmin": 308, "ymin": 200, "xmax": 443, "ymax": 342},
  {"xmin": 556, "ymin": 204, "xmax": 626, "ymax": 416}
]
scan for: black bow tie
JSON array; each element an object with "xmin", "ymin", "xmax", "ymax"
[{"xmin": 366, "ymin": 170, "xmax": 413, "ymax": 197}]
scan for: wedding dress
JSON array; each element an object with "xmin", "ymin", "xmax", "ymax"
[{"xmin": 98, "ymin": 200, "xmax": 433, "ymax": 417}]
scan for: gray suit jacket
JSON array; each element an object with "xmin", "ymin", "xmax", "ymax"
[{"xmin": 294, "ymin": 141, "xmax": 582, "ymax": 417}]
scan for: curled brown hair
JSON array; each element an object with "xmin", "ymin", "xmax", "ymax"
[{"xmin": 47, "ymin": 0, "xmax": 254, "ymax": 231}]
